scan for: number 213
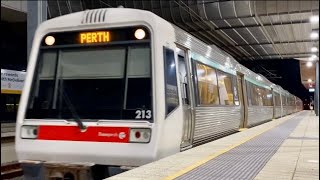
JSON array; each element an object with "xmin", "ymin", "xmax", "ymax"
[{"xmin": 135, "ymin": 110, "xmax": 152, "ymax": 119}]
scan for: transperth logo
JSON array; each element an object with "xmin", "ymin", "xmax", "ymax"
[{"xmin": 98, "ymin": 132, "xmax": 126, "ymax": 139}]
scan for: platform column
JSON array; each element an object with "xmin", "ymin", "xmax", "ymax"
[
  {"xmin": 27, "ymin": 1, "xmax": 47, "ymax": 59},
  {"xmin": 315, "ymin": 61, "xmax": 319, "ymax": 116}
]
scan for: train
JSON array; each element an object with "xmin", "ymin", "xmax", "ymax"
[{"xmin": 16, "ymin": 8, "xmax": 303, "ymax": 179}]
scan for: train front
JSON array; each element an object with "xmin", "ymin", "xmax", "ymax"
[{"xmin": 15, "ymin": 10, "xmax": 158, "ymax": 179}]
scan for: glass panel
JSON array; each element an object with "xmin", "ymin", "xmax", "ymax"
[
  {"xmin": 178, "ymin": 55, "xmax": 189, "ymax": 105},
  {"xmin": 262, "ymin": 89, "xmax": 273, "ymax": 106},
  {"xmin": 217, "ymin": 71, "xmax": 234, "ymax": 105},
  {"xmin": 26, "ymin": 44, "xmax": 152, "ymax": 121},
  {"xmin": 246, "ymin": 81, "xmax": 252, "ymax": 106},
  {"xmin": 164, "ymin": 47, "xmax": 179, "ymax": 115},
  {"xmin": 250, "ymin": 83, "xmax": 263, "ymax": 106},
  {"xmin": 196, "ymin": 63, "xmax": 219, "ymax": 105},
  {"xmin": 0, "ymin": 94, "xmax": 20, "ymax": 122},
  {"xmin": 275, "ymin": 92, "xmax": 281, "ymax": 106},
  {"xmin": 60, "ymin": 48, "xmax": 126, "ymax": 79},
  {"xmin": 126, "ymin": 46, "xmax": 152, "ymax": 110}
]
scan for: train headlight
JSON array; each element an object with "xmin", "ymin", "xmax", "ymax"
[
  {"xmin": 45, "ymin": 36, "xmax": 55, "ymax": 46},
  {"xmin": 21, "ymin": 125, "xmax": 38, "ymax": 139},
  {"xmin": 129, "ymin": 128, "xmax": 151, "ymax": 143},
  {"xmin": 134, "ymin": 29, "xmax": 146, "ymax": 40}
]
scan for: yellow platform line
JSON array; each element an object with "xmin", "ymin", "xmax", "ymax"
[
  {"xmin": 238, "ymin": 128, "xmax": 248, "ymax": 132},
  {"xmin": 163, "ymin": 113, "xmax": 301, "ymax": 180}
]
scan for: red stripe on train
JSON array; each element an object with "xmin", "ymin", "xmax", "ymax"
[{"xmin": 37, "ymin": 125, "xmax": 130, "ymax": 143}]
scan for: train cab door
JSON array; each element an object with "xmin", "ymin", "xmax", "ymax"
[
  {"xmin": 237, "ymin": 72, "xmax": 248, "ymax": 129},
  {"xmin": 176, "ymin": 45, "xmax": 195, "ymax": 151}
]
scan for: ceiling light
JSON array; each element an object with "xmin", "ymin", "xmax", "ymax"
[
  {"xmin": 310, "ymin": 32, "xmax": 319, "ymax": 39},
  {"xmin": 306, "ymin": 62, "xmax": 313, "ymax": 67},
  {"xmin": 311, "ymin": 47, "xmax": 318, "ymax": 52},
  {"xmin": 310, "ymin": 15, "xmax": 319, "ymax": 23},
  {"xmin": 308, "ymin": 79, "xmax": 312, "ymax": 83},
  {"xmin": 309, "ymin": 54, "xmax": 318, "ymax": 61}
]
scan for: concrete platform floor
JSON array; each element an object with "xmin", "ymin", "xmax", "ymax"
[{"xmin": 107, "ymin": 111, "xmax": 318, "ymax": 180}]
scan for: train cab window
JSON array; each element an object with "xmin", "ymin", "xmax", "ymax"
[
  {"xmin": 163, "ymin": 47, "xmax": 179, "ymax": 116},
  {"xmin": 27, "ymin": 43, "xmax": 153, "ymax": 121},
  {"xmin": 125, "ymin": 46, "xmax": 151, "ymax": 109},
  {"xmin": 217, "ymin": 71, "xmax": 234, "ymax": 105},
  {"xmin": 196, "ymin": 63, "xmax": 219, "ymax": 105}
]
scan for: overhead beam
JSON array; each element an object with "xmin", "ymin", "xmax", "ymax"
[
  {"xmin": 239, "ymin": 52, "xmax": 316, "ymax": 59},
  {"xmin": 214, "ymin": 20, "xmax": 310, "ymax": 31},
  {"xmin": 188, "ymin": 20, "xmax": 311, "ymax": 33},
  {"xmin": 222, "ymin": 40, "xmax": 318, "ymax": 47},
  {"xmin": 150, "ymin": 6, "xmax": 318, "ymax": 21}
]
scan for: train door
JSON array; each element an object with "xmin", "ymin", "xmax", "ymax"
[
  {"xmin": 176, "ymin": 45, "xmax": 195, "ymax": 151},
  {"xmin": 237, "ymin": 72, "xmax": 248, "ymax": 128},
  {"xmin": 272, "ymin": 89, "xmax": 276, "ymax": 119}
]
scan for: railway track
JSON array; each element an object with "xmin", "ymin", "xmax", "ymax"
[{"xmin": 1, "ymin": 162, "xmax": 23, "ymax": 179}]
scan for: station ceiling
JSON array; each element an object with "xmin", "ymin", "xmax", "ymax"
[{"xmin": 47, "ymin": 0, "xmax": 319, "ymax": 62}]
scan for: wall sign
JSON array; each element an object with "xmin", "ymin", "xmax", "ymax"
[{"xmin": 1, "ymin": 69, "xmax": 26, "ymax": 94}]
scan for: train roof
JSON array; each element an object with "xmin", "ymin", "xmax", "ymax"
[{"xmin": 37, "ymin": 8, "xmax": 299, "ymax": 98}]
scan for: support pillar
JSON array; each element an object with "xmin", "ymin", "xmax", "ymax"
[
  {"xmin": 27, "ymin": 1, "xmax": 47, "ymax": 59},
  {"xmin": 315, "ymin": 61, "xmax": 319, "ymax": 116}
]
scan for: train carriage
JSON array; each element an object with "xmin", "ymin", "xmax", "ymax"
[{"xmin": 16, "ymin": 8, "xmax": 303, "ymax": 179}]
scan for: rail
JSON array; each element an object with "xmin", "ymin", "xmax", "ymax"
[
  {"xmin": 1, "ymin": 123, "xmax": 15, "ymax": 138},
  {"xmin": 1, "ymin": 162, "xmax": 23, "ymax": 179}
]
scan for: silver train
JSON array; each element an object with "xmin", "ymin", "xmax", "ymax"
[{"xmin": 16, "ymin": 8, "xmax": 303, "ymax": 179}]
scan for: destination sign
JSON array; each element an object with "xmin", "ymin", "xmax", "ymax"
[
  {"xmin": 80, "ymin": 32, "xmax": 110, "ymax": 44},
  {"xmin": 41, "ymin": 27, "xmax": 149, "ymax": 47}
]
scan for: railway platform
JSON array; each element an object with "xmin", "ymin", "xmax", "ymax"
[{"xmin": 107, "ymin": 111, "xmax": 318, "ymax": 180}]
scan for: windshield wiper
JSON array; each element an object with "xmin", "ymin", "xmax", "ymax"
[
  {"xmin": 51, "ymin": 50, "xmax": 85, "ymax": 131},
  {"xmin": 61, "ymin": 89, "xmax": 86, "ymax": 131}
]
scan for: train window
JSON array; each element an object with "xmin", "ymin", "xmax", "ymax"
[
  {"xmin": 274, "ymin": 92, "xmax": 281, "ymax": 106},
  {"xmin": 163, "ymin": 47, "xmax": 179, "ymax": 116},
  {"xmin": 246, "ymin": 81, "xmax": 252, "ymax": 106},
  {"xmin": 196, "ymin": 63, "xmax": 219, "ymax": 105},
  {"xmin": 217, "ymin": 71, "xmax": 234, "ymax": 105},
  {"xmin": 0, "ymin": 94, "xmax": 20, "ymax": 123},
  {"xmin": 178, "ymin": 55, "xmax": 189, "ymax": 105},
  {"xmin": 125, "ymin": 46, "xmax": 151, "ymax": 109},
  {"xmin": 27, "ymin": 43, "xmax": 153, "ymax": 121},
  {"xmin": 262, "ymin": 89, "xmax": 273, "ymax": 106},
  {"xmin": 250, "ymin": 83, "xmax": 263, "ymax": 106},
  {"xmin": 281, "ymin": 95, "xmax": 286, "ymax": 106}
]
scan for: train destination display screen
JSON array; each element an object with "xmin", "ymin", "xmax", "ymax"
[
  {"xmin": 80, "ymin": 31, "xmax": 110, "ymax": 44},
  {"xmin": 41, "ymin": 27, "xmax": 149, "ymax": 46}
]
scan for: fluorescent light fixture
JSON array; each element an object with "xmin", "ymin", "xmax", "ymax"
[
  {"xmin": 306, "ymin": 62, "xmax": 313, "ymax": 67},
  {"xmin": 309, "ymin": 88, "xmax": 315, "ymax": 92},
  {"xmin": 310, "ymin": 32, "xmax": 319, "ymax": 39},
  {"xmin": 308, "ymin": 55, "xmax": 318, "ymax": 61},
  {"xmin": 311, "ymin": 47, "xmax": 318, "ymax": 52},
  {"xmin": 310, "ymin": 15, "xmax": 319, "ymax": 23}
]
